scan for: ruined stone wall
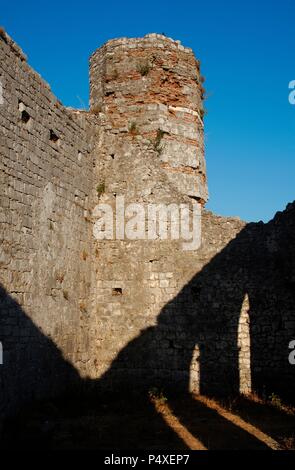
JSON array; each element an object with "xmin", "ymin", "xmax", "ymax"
[
  {"xmin": 88, "ymin": 37, "xmax": 295, "ymax": 399},
  {"xmin": 0, "ymin": 30, "xmax": 294, "ymax": 421},
  {"xmin": 90, "ymin": 174, "xmax": 295, "ymax": 400},
  {"xmin": 0, "ymin": 29, "xmax": 96, "ymax": 415},
  {"xmin": 87, "ymin": 36, "xmax": 250, "ymax": 395}
]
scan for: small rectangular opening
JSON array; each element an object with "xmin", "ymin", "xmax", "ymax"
[
  {"xmin": 112, "ymin": 287, "xmax": 122, "ymax": 296},
  {"xmin": 50, "ymin": 129, "xmax": 59, "ymax": 143},
  {"xmin": 21, "ymin": 110, "xmax": 30, "ymax": 123}
]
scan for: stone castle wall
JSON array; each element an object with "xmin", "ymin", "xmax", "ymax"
[
  {"xmin": 0, "ymin": 29, "xmax": 294, "ymax": 419},
  {"xmin": 0, "ymin": 29, "xmax": 96, "ymax": 415}
]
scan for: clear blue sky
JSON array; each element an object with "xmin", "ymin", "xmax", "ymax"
[{"xmin": 2, "ymin": 0, "xmax": 294, "ymax": 222}]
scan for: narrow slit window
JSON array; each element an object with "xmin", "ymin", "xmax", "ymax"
[
  {"xmin": 50, "ymin": 129, "xmax": 59, "ymax": 143},
  {"xmin": 18, "ymin": 101, "xmax": 30, "ymax": 124},
  {"xmin": 21, "ymin": 110, "xmax": 30, "ymax": 123}
]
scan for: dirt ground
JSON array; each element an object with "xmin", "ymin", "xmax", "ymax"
[{"xmin": 1, "ymin": 392, "xmax": 295, "ymax": 450}]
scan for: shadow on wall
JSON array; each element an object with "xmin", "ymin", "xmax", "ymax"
[
  {"xmin": 96, "ymin": 203, "xmax": 295, "ymax": 400},
  {"xmin": 0, "ymin": 203, "xmax": 294, "ymax": 445},
  {"xmin": 0, "ymin": 285, "xmax": 81, "ymax": 418}
]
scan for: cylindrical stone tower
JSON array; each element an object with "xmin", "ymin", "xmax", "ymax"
[{"xmin": 90, "ymin": 33, "xmax": 208, "ymax": 204}]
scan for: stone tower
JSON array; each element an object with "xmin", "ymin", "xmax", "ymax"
[{"xmin": 90, "ymin": 33, "xmax": 208, "ymax": 204}]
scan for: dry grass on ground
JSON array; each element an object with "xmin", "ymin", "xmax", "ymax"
[{"xmin": 1, "ymin": 391, "xmax": 295, "ymax": 450}]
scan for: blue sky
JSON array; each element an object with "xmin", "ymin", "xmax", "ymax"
[{"xmin": 2, "ymin": 0, "xmax": 294, "ymax": 221}]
